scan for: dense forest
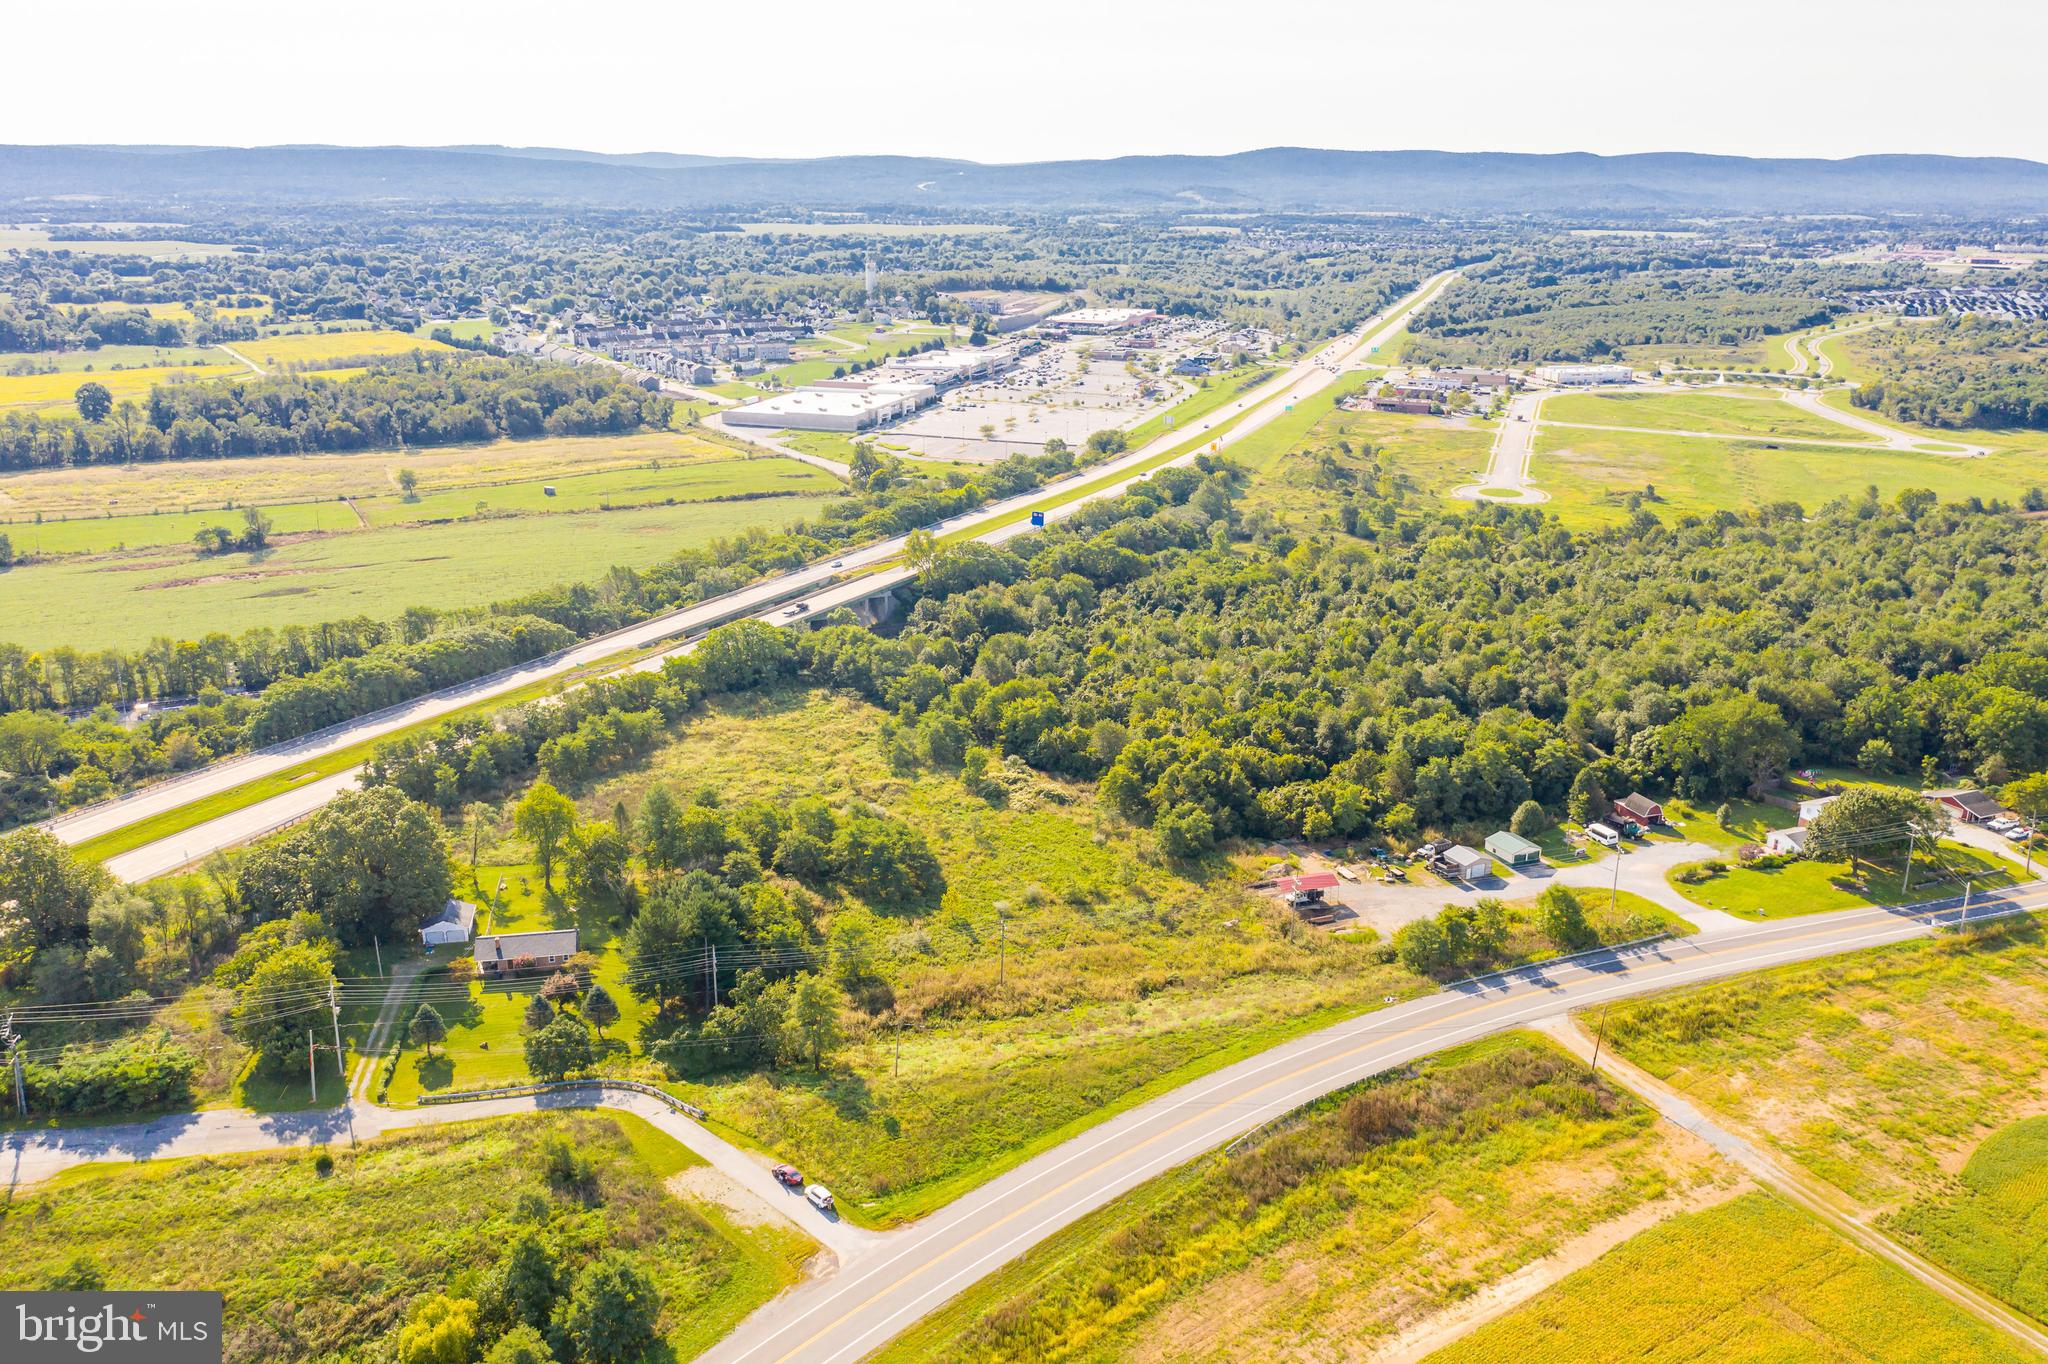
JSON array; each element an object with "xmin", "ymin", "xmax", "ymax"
[
  {"xmin": 1404, "ymin": 244, "xmax": 1875, "ymax": 365},
  {"xmin": 1849, "ymin": 314, "xmax": 2048, "ymax": 429},
  {"xmin": 0, "ymin": 354, "xmax": 674, "ymax": 470}
]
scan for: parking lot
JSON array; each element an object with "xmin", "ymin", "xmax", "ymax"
[{"xmin": 873, "ymin": 341, "xmax": 1183, "ymax": 460}]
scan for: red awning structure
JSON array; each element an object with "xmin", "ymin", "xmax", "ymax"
[{"xmin": 1268, "ymin": 872, "xmax": 1339, "ymax": 894}]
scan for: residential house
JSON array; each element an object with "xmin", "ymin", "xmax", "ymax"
[
  {"xmin": 474, "ymin": 927, "xmax": 580, "ymax": 977},
  {"xmin": 1937, "ymin": 790, "xmax": 2008, "ymax": 824}
]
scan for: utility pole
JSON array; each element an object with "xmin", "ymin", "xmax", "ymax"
[
  {"xmin": 710, "ymin": 944, "xmax": 719, "ymax": 1011},
  {"xmin": 373, "ymin": 936, "xmax": 383, "ymax": 976},
  {"xmin": 308, "ymin": 1030, "xmax": 318, "ymax": 1103},
  {"xmin": 2, "ymin": 1013, "xmax": 22, "ymax": 1117},
  {"xmin": 1589, "ymin": 1003, "xmax": 1611, "ymax": 1075},
  {"xmin": 329, "ymin": 981, "xmax": 345, "ymax": 1081},
  {"xmin": 1609, "ymin": 842, "xmax": 1623, "ymax": 917},
  {"xmin": 997, "ymin": 904, "xmax": 1007, "ymax": 987},
  {"xmin": 1901, "ymin": 831, "xmax": 1917, "ymax": 898}
]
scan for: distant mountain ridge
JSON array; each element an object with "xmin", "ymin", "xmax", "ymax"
[{"xmin": 5, "ymin": 143, "xmax": 2048, "ymax": 214}]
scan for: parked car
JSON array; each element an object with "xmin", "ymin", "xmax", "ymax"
[
  {"xmin": 2004, "ymin": 826, "xmax": 2036, "ymax": 843},
  {"xmin": 1586, "ymin": 822, "xmax": 1621, "ymax": 849},
  {"xmin": 772, "ymin": 1164, "xmax": 803, "ymax": 1188},
  {"xmin": 805, "ymin": 1184, "xmax": 836, "ymax": 1212}
]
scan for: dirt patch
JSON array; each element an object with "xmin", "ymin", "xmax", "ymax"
[
  {"xmin": 138, "ymin": 566, "xmax": 348, "ymax": 590},
  {"xmin": 665, "ymin": 1166, "xmax": 777, "ymax": 1228}
]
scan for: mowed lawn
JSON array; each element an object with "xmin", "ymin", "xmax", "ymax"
[
  {"xmin": 229, "ymin": 328, "xmax": 457, "ymax": 369},
  {"xmin": 0, "ymin": 490, "xmax": 841, "ymax": 649},
  {"xmin": 384, "ymin": 861, "xmax": 657, "ymax": 1104},
  {"xmin": 1542, "ymin": 386, "xmax": 1869, "ymax": 440},
  {"xmin": 1427, "ymin": 1192, "xmax": 2031, "ymax": 1363},
  {"xmin": 1667, "ymin": 841, "xmax": 2018, "ymax": 920},
  {"xmin": 0, "ymin": 1111, "xmax": 813, "ymax": 1363},
  {"xmin": 1531, "ymin": 425, "xmax": 2045, "ymax": 529}
]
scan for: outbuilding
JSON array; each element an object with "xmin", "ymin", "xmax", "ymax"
[
  {"xmin": 1766, "ymin": 827, "xmax": 1811, "ymax": 856},
  {"xmin": 1612, "ymin": 793, "xmax": 1664, "ymax": 827},
  {"xmin": 420, "ymin": 899, "xmax": 476, "ymax": 947},
  {"xmin": 1441, "ymin": 845, "xmax": 1494, "ymax": 883},
  {"xmin": 1938, "ymin": 790, "xmax": 2007, "ymax": 824},
  {"xmin": 1484, "ymin": 831, "xmax": 1543, "ymax": 869}
]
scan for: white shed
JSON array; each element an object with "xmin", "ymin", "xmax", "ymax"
[
  {"xmin": 1442, "ymin": 845, "xmax": 1493, "ymax": 883},
  {"xmin": 420, "ymin": 899, "xmax": 477, "ymax": 947}
]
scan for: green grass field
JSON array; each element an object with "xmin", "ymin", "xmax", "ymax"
[
  {"xmin": 1543, "ymin": 387, "xmax": 1869, "ymax": 441},
  {"xmin": 1888, "ymin": 1115, "xmax": 2048, "ymax": 1326},
  {"xmin": 1604, "ymin": 912, "xmax": 2048, "ymax": 1211},
  {"xmin": 881, "ymin": 1036, "xmax": 1721, "ymax": 1364},
  {"xmin": 0, "ymin": 1111, "xmax": 812, "ymax": 1362},
  {"xmin": 1666, "ymin": 841, "xmax": 2017, "ymax": 920},
  {"xmin": 1120, "ymin": 364, "xmax": 1277, "ymax": 447},
  {"xmin": 1240, "ymin": 404, "xmax": 1494, "ymax": 524},
  {"xmin": 1531, "ymin": 425, "xmax": 2044, "ymax": 529},
  {"xmin": 1427, "ymin": 1192, "xmax": 2031, "ymax": 1363},
  {"xmin": 0, "ymin": 491, "xmax": 841, "ymax": 650}
]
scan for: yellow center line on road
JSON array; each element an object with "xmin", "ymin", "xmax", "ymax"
[{"xmin": 752, "ymin": 891, "xmax": 2045, "ymax": 1363}]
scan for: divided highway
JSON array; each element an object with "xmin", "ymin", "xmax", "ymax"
[{"xmin": 51, "ymin": 272, "xmax": 1456, "ymax": 883}]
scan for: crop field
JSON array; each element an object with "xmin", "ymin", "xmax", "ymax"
[
  {"xmin": 881, "ymin": 1036, "xmax": 1730, "ymax": 1364},
  {"xmin": 1542, "ymin": 387, "xmax": 1866, "ymax": 440},
  {"xmin": 1427, "ymin": 1192, "xmax": 2030, "ymax": 1363},
  {"xmin": 1530, "ymin": 426, "xmax": 2044, "ymax": 529},
  {"xmin": 561, "ymin": 684, "xmax": 1421, "ymax": 1225},
  {"xmin": 229, "ymin": 328, "xmax": 456, "ymax": 370},
  {"xmin": 1888, "ymin": 1115, "xmax": 2048, "ymax": 1326},
  {"xmin": 1604, "ymin": 913, "xmax": 2048, "ymax": 1212},
  {"xmin": 0, "ymin": 1111, "xmax": 812, "ymax": 1362},
  {"xmin": 0, "ymin": 430, "xmax": 762, "ymax": 521},
  {"xmin": 0, "ymin": 361, "xmax": 248, "ymax": 410},
  {"xmin": 66, "ymin": 297, "xmax": 270, "ymax": 323},
  {"xmin": 0, "ymin": 343, "xmax": 230, "ymax": 372},
  {"xmin": 0, "ymin": 490, "xmax": 841, "ymax": 650}
]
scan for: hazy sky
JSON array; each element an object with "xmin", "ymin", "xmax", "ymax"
[{"xmin": 14, "ymin": 0, "xmax": 2048, "ymax": 163}]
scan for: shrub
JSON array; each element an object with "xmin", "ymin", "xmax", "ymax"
[{"xmin": 23, "ymin": 1036, "xmax": 198, "ymax": 1115}]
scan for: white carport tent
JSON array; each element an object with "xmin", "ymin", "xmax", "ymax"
[{"xmin": 421, "ymin": 899, "xmax": 477, "ymax": 946}]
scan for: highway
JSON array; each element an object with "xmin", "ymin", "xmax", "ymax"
[
  {"xmin": 701, "ymin": 883, "xmax": 2048, "ymax": 1363},
  {"xmin": 61, "ymin": 271, "xmax": 1457, "ymax": 883}
]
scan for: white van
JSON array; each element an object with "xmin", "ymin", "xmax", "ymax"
[{"xmin": 1586, "ymin": 822, "xmax": 1621, "ymax": 849}]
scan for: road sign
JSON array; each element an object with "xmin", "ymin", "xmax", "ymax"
[{"xmin": 1029, "ymin": 511, "xmax": 1046, "ymax": 527}]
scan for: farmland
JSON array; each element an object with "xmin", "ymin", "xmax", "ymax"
[
  {"xmin": 0, "ymin": 1111, "xmax": 812, "ymax": 1363},
  {"xmin": 1603, "ymin": 913, "xmax": 2048, "ymax": 1212},
  {"xmin": 1427, "ymin": 1192, "xmax": 2030, "ymax": 1363},
  {"xmin": 226, "ymin": 328, "xmax": 457, "ymax": 371},
  {"xmin": 0, "ymin": 226, "xmax": 244, "ymax": 258},
  {"xmin": 0, "ymin": 342, "xmax": 230, "ymax": 371},
  {"xmin": 1888, "ymin": 1116, "xmax": 2048, "ymax": 1325},
  {"xmin": 881, "ymin": 1036, "xmax": 1731, "ymax": 1364},
  {"xmin": 0, "ymin": 361, "xmax": 248, "ymax": 410},
  {"xmin": 0, "ymin": 485, "xmax": 841, "ymax": 650}
]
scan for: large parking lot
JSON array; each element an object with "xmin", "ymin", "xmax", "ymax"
[{"xmin": 874, "ymin": 341, "xmax": 1182, "ymax": 461}]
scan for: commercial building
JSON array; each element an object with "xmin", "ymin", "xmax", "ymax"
[
  {"xmin": 1053, "ymin": 307, "xmax": 1161, "ymax": 334},
  {"xmin": 888, "ymin": 347, "xmax": 1016, "ymax": 388},
  {"xmin": 724, "ymin": 378, "xmax": 938, "ymax": 432},
  {"xmin": 1533, "ymin": 364, "xmax": 1634, "ymax": 386}
]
